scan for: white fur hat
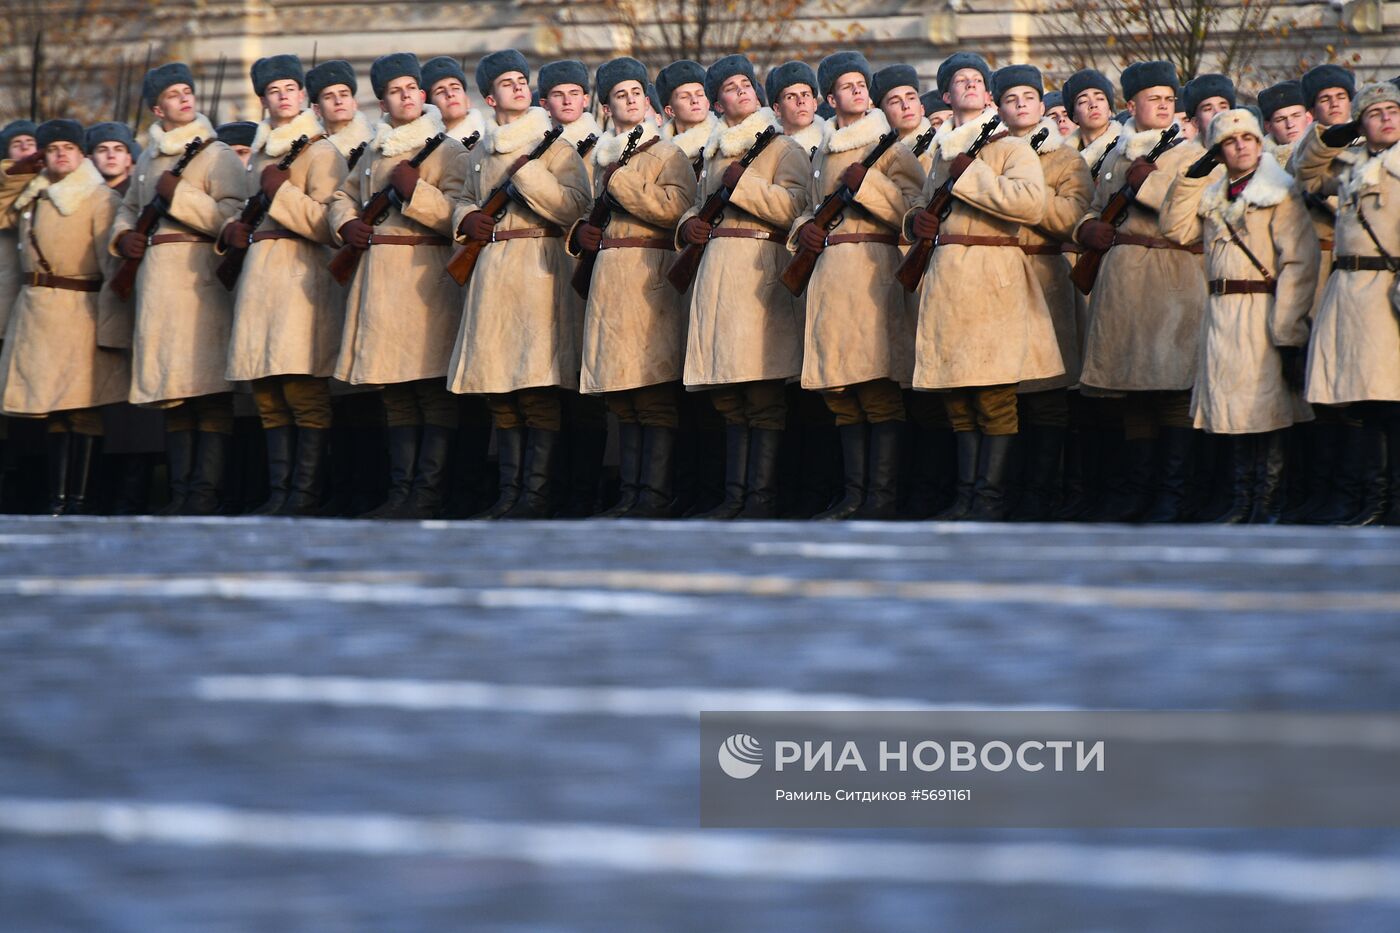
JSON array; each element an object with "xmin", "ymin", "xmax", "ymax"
[
  {"xmin": 1207, "ymin": 108, "xmax": 1263, "ymax": 148},
  {"xmin": 1353, "ymin": 81, "xmax": 1400, "ymax": 119}
]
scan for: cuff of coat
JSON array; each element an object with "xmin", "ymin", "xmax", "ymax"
[
  {"xmin": 107, "ymin": 225, "xmax": 134, "ymax": 258},
  {"xmin": 901, "ymin": 207, "xmax": 923, "ymax": 243},
  {"xmin": 786, "ymin": 214, "xmax": 814, "ymax": 254},
  {"xmin": 165, "ymin": 180, "xmax": 220, "ymax": 238},
  {"xmin": 726, "ymin": 166, "xmax": 770, "ymax": 219},
  {"xmin": 564, "ymin": 217, "xmax": 587, "ymax": 258},
  {"xmin": 673, "ymin": 207, "xmax": 700, "ymax": 251}
]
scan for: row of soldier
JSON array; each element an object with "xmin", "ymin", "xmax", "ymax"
[{"xmin": 0, "ymin": 47, "xmax": 1396, "ymax": 524}]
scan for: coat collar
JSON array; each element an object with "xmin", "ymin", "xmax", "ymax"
[
  {"xmin": 1069, "ymin": 122, "xmax": 1122, "ymax": 170},
  {"xmin": 148, "ymin": 114, "xmax": 218, "ymax": 157},
  {"xmin": 487, "ymin": 106, "xmax": 553, "ymax": 155},
  {"xmin": 704, "ymin": 107, "xmax": 782, "ymax": 160},
  {"xmin": 1016, "ymin": 116, "xmax": 1066, "ymax": 155},
  {"xmin": 445, "ymin": 108, "xmax": 492, "ymax": 143},
  {"xmin": 373, "ymin": 103, "xmax": 446, "ymax": 158},
  {"xmin": 789, "ymin": 115, "xmax": 829, "ymax": 155},
  {"xmin": 898, "ymin": 116, "xmax": 932, "ymax": 148},
  {"xmin": 1199, "ymin": 153, "xmax": 1295, "ymax": 227},
  {"xmin": 558, "ymin": 111, "xmax": 602, "ymax": 148},
  {"xmin": 328, "ymin": 112, "xmax": 374, "ymax": 158},
  {"xmin": 663, "ymin": 114, "xmax": 718, "ymax": 159},
  {"xmin": 935, "ymin": 107, "xmax": 1000, "ymax": 160},
  {"xmin": 1336, "ymin": 139, "xmax": 1400, "ymax": 203},
  {"xmin": 1114, "ymin": 119, "xmax": 1180, "ymax": 161},
  {"xmin": 826, "ymin": 109, "xmax": 889, "ymax": 154},
  {"xmin": 17, "ymin": 159, "xmax": 107, "ymax": 216},
  {"xmin": 252, "ymin": 109, "xmax": 324, "ymax": 159},
  {"xmin": 593, "ymin": 118, "xmax": 660, "ymax": 167}
]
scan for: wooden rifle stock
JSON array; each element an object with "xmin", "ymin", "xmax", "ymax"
[
  {"xmin": 110, "ymin": 137, "xmax": 209, "ymax": 300},
  {"xmin": 215, "ymin": 134, "xmax": 312, "ymax": 291},
  {"xmin": 570, "ymin": 125, "xmax": 646, "ymax": 300}
]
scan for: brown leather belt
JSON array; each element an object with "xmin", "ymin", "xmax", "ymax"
[
  {"xmin": 934, "ymin": 234, "xmax": 1019, "ymax": 248},
  {"xmin": 825, "ymin": 233, "xmax": 900, "ymax": 247},
  {"xmin": 1319, "ymin": 238, "xmax": 1334, "ymax": 253},
  {"xmin": 489, "ymin": 225, "xmax": 562, "ymax": 243},
  {"xmin": 709, "ymin": 227, "xmax": 778, "ymax": 241},
  {"xmin": 1112, "ymin": 232, "xmax": 1204, "ymax": 254},
  {"xmin": 251, "ymin": 230, "xmax": 301, "ymax": 243},
  {"xmin": 149, "ymin": 233, "xmax": 214, "ymax": 246},
  {"xmin": 601, "ymin": 237, "xmax": 674, "ymax": 251},
  {"xmin": 1208, "ymin": 278, "xmax": 1275, "ymax": 296},
  {"xmin": 368, "ymin": 234, "xmax": 451, "ymax": 246},
  {"xmin": 1020, "ymin": 243, "xmax": 1064, "ymax": 256},
  {"xmin": 26, "ymin": 272, "xmax": 101, "ymax": 292},
  {"xmin": 1332, "ymin": 255, "xmax": 1394, "ymax": 272}
]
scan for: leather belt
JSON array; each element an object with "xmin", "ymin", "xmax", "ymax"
[
  {"xmin": 1332, "ymin": 255, "xmax": 1394, "ymax": 272},
  {"xmin": 825, "ymin": 233, "xmax": 900, "ymax": 247},
  {"xmin": 1020, "ymin": 243, "xmax": 1064, "ymax": 256},
  {"xmin": 601, "ymin": 237, "xmax": 674, "ymax": 251},
  {"xmin": 1208, "ymin": 278, "xmax": 1275, "ymax": 295},
  {"xmin": 489, "ymin": 225, "xmax": 562, "ymax": 243},
  {"xmin": 1319, "ymin": 238, "xmax": 1334, "ymax": 253},
  {"xmin": 26, "ymin": 272, "xmax": 101, "ymax": 292},
  {"xmin": 709, "ymin": 227, "xmax": 778, "ymax": 241},
  {"xmin": 251, "ymin": 230, "xmax": 301, "ymax": 243},
  {"xmin": 1112, "ymin": 232, "xmax": 1204, "ymax": 254},
  {"xmin": 934, "ymin": 234, "xmax": 1019, "ymax": 248},
  {"xmin": 148, "ymin": 233, "xmax": 214, "ymax": 246},
  {"xmin": 368, "ymin": 234, "xmax": 451, "ymax": 246}
]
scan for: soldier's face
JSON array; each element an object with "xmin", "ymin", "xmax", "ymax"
[
  {"xmin": 826, "ymin": 73, "xmax": 870, "ymax": 119},
  {"xmin": 91, "ymin": 141, "xmax": 132, "ymax": 180},
  {"xmin": 1361, "ymin": 101, "xmax": 1400, "ymax": 148},
  {"xmin": 605, "ymin": 81, "xmax": 647, "ymax": 129},
  {"xmin": 944, "ymin": 69, "xmax": 989, "ymax": 114},
  {"xmin": 42, "ymin": 141, "xmax": 81, "ymax": 177},
  {"xmin": 1192, "ymin": 96, "xmax": 1230, "ymax": 138},
  {"xmin": 152, "ymin": 84, "xmax": 198, "ymax": 127},
  {"xmin": 7, "ymin": 135, "xmax": 36, "ymax": 160},
  {"xmin": 1312, "ymin": 88, "xmax": 1352, "ymax": 127},
  {"xmin": 997, "ymin": 86, "xmax": 1043, "ymax": 132},
  {"xmin": 431, "ymin": 79, "xmax": 470, "ymax": 123},
  {"xmin": 545, "ymin": 85, "xmax": 589, "ymax": 125},
  {"xmin": 1073, "ymin": 89, "xmax": 1110, "ymax": 131},
  {"xmin": 880, "ymin": 86, "xmax": 923, "ymax": 133},
  {"xmin": 928, "ymin": 111, "xmax": 949, "ymax": 131},
  {"xmin": 263, "ymin": 79, "xmax": 305, "ymax": 122},
  {"xmin": 1046, "ymin": 105, "xmax": 1074, "ymax": 136},
  {"xmin": 1220, "ymin": 133, "xmax": 1261, "ymax": 176},
  {"xmin": 716, "ymin": 75, "xmax": 758, "ymax": 124},
  {"xmin": 380, "ymin": 77, "xmax": 426, "ymax": 124},
  {"xmin": 486, "ymin": 72, "xmax": 531, "ymax": 116},
  {"xmin": 315, "ymin": 85, "xmax": 358, "ymax": 126},
  {"xmin": 1266, "ymin": 105, "xmax": 1311, "ymax": 144},
  {"xmin": 230, "ymin": 144, "xmax": 253, "ymax": 166},
  {"xmin": 665, "ymin": 83, "xmax": 709, "ymax": 127},
  {"xmin": 774, "ymin": 85, "xmax": 815, "ymax": 131},
  {"xmin": 1127, "ymin": 86, "xmax": 1176, "ymax": 130}
]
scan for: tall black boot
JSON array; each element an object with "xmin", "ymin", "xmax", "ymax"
[
  {"xmin": 1283, "ymin": 421, "xmax": 1340, "ymax": 523},
  {"xmin": 472, "ymin": 426, "xmax": 525, "ymax": 520},
  {"xmin": 359, "ymin": 425, "xmax": 419, "ymax": 519},
  {"xmin": 1247, "ymin": 430, "xmax": 1287, "ymax": 524},
  {"xmin": 1143, "ymin": 428, "xmax": 1196, "ymax": 524},
  {"xmin": 694, "ymin": 425, "xmax": 749, "ymax": 520},
  {"xmin": 932, "ymin": 431, "xmax": 980, "ymax": 521},
  {"xmin": 1383, "ymin": 421, "xmax": 1400, "ymax": 526},
  {"xmin": 738, "ymin": 428, "xmax": 784, "ymax": 519},
  {"xmin": 600, "ymin": 422, "xmax": 643, "ymax": 518},
  {"xmin": 627, "ymin": 426, "xmax": 678, "ymax": 519},
  {"xmin": 1085, "ymin": 437, "xmax": 1152, "ymax": 522},
  {"xmin": 503, "ymin": 428, "xmax": 561, "ymax": 519},
  {"xmin": 967, "ymin": 433, "xmax": 1015, "ymax": 522},
  {"xmin": 1305, "ymin": 423, "xmax": 1366, "ymax": 524},
  {"xmin": 321, "ymin": 423, "xmax": 355, "ymax": 517},
  {"xmin": 814, "ymin": 423, "xmax": 867, "ymax": 520},
  {"xmin": 393, "ymin": 424, "xmax": 453, "ymax": 520},
  {"xmin": 1009, "ymin": 425, "xmax": 1065, "ymax": 522},
  {"xmin": 46, "ymin": 432, "xmax": 71, "ymax": 516},
  {"xmin": 280, "ymin": 427, "xmax": 330, "ymax": 517},
  {"xmin": 680, "ymin": 426, "xmax": 725, "ymax": 517},
  {"xmin": 853, "ymin": 421, "xmax": 902, "ymax": 520},
  {"xmin": 110, "ymin": 453, "xmax": 151, "ymax": 515},
  {"xmin": 558, "ymin": 426, "xmax": 607, "ymax": 518},
  {"xmin": 1341, "ymin": 424, "xmax": 1389, "ymax": 526},
  {"xmin": 1212, "ymin": 434, "xmax": 1257, "ymax": 524},
  {"xmin": 1052, "ymin": 426, "xmax": 1088, "ymax": 521},
  {"xmin": 179, "ymin": 432, "xmax": 231, "ymax": 516},
  {"xmin": 791, "ymin": 422, "xmax": 840, "ymax": 518},
  {"xmin": 903, "ymin": 426, "xmax": 951, "ymax": 519},
  {"xmin": 66, "ymin": 433, "xmax": 101, "ymax": 515},
  {"xmin": 251, "ymin": 426, "xmax": 295, "ymax": 516},
  {"xmin": 157, "ymin": 430, "xmax": 195, "ymax": 516},
  {"xmin": 446, "ymin": 417, "xmax": 493, "ymax": 518}
]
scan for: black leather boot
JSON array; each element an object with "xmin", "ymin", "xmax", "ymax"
[
  {"xmin": 738, "ymin": 428, "xmax": 784, "ymax": 519},
  {"xmin": 1143, "ymin": 428, "xmax": 1196, "ymax": 524},
  {"xmin": 1247, "ymin": 430, "xmax": 1287, "ymax": 524},
  {"xmin": 967, "ymin": 433, "xmax": 1015, "ymax": 522},
  {"xmin": 1340, "ymin": 424, "xmax": 1389, "ymax": 526},
  {"xmin": 280, "ymin": 427, "xmax": 330, "ymax": 517},
  {"xmin": 1212, "ymin": 434, "xmax": 1257, "ymax": 524},
  {"xmin": 392, "ymin": 425, "xmax": 453, "ymax": 520},
  {"xmin": 932, "ymin": 431, "xmax": 980, "ymax": 521},
  {"xmin": 251, "ymin": 426, "xmax": 295, "ymax": 516},
  {"xmin": 557, "ymin": 425, "xmax": 607, "ymax": 518},
  {"xmin": 600, "ymin": 422, "xmax": 643, "ymax": 518},
  {"xmin": 446, "ymin": 417, "xmax": 493, "ymax": 518},
  {"xmin": 1384, "ymin": 421, "xmax": 1400, "ymax": 526},
  {"xmin": 903, "ymin": 425, "xmax": 952, "ymax": 519},
  {"xmin": 46, "ymin": 432, "xmax": 71, "ymax": 516},
  {"xmin": 503, "ymin": 428, "xmax": 561, "ymax": 519},
  {"xmin": 853, "ymin": 421, "xmax": 902, "ymax": 520},
  {"xmin": 66, "ymin": 433, "xmax": 101, "ymax": 515},
  {"xmin": 157, "ymin": 430, "xmax": 195, "ymax": 516},
  {"xmin": 694, "ymin": 425, "xmax": 749, "ymax": 520},
  {"xmin": 360, "ymin": 425, "xmax": 419, "ymax": 519},
  {"xmin": 1085, "ymin": 437, "xmax": 1154, "ymax": 523},
  {"xmin": 180, "ymin": 431, "xmax": 231, "ymax": 516},
  {"xmin": 472, "ymin": 426, "xmax": 525, "ymax": 520},
  {"xmin": 1009, "ymin": 425, "xmax": 1065, "ymax": 522},
  {"xmin": 1305, "ymin": 423, "xmax": 1365, "ymax": 524},
  {"xmin": 1052, "ymin": 426, "xmax": 1089, "ymax": 521},
  {"xmin": 814, "ymin": 422, "xmax": 867, "ymax": 520},
  {"xmin": 627, "ymin": 426, "xmax": 678, "ymax": 519}
]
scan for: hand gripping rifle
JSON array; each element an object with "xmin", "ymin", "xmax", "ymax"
[
  {"xmin": 570, "ymin": 125, "xmax": 652, "ymax": 300},
  {"xmin": 215, "ymin": 134, "xmax": 313, "ymax": 291},
  {"xmin": 110, "ymin": 136, "xmax": 211, "ymax": 300}
]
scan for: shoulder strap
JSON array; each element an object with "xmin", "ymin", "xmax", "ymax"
[
  {"xmin": 26, "ymin": 205, "xmax": 53, "ymax": 275},
  {"xmin": 1355, "ymin": 201, "xmax": 1400, "ymax": 272},
  {"xmin": 1221, "ymin": 216, "xmax": 1274, "ymax": 284}
]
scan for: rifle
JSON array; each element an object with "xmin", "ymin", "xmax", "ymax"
[
  {"xmin": 894, "ymin": 114, "xmax": 1002, "ymax": 293},
  {"xmin": 665, "ymin": 125, "xmax": 780, "ymax": 293},
  {"xmin": 461, "ymin": 131, "xmax": 481, "ymax": 152},
  {"xmin": 215, "ymin": 134, "xmax": 313, "ymax": 291},
  {"xmin": 444, "ymin": 125, "xmax": 565, "ymax": 288},
  {"xmin": 780, "ymin": 128, "xmax": 899, "ymax": 297},
  {"xmin": 1028, "ymin": 126, "xmax": 1050, "ymax": 151},
  {"xmin": 1068, "ymin": 122, "xmax": 1179, "ymax": 295},
  {"xmin": 345, "ymin": 141, "xmax": 368, "ymax": 172},
  {"xmin": 576, "ymin": 133, "xmax": 598, "ymax": 158},
  {"xmin": 910, "ymin": 124, "xmax": 936, "ymax": 159},
  {"xmin": 110, "ymin": 136, "xmax": 211, "ymax": 300},
  {"xmin": 328, "ymin": 131, "xmax": 448, "ymax": 286},
  {"xmin": 570, "ymin": 125, "xmax": 646, "ymax": 299}
]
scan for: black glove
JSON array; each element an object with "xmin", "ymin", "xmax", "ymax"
[
  {"xmin": 1277, "ymin": 346, "xmax": 1306, "ymax": 392},
  {"xmin": 1185, "ymin": 145, "xmax": 1221, "ymax": 179},
  {"xmin": 1320, "ymin": 120, "xmax": 1361, "ymax": 148}
]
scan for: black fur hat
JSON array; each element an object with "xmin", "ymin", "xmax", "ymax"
[
  {"xmin": 306, "ymin": 60, "xmax": 357, "ymax": 100},
  {"xmin": 1063, "ymin": 69, "xmax": 1115, "ymax": 118},
  {"xmin": 1182, "ymin": 73, "xmax": 1236, "ymax": 118},
  {"xmin": 540, "ymin": 59, "xmax": 590, "ymax": 98},
  {"xmin": 35, "ymin": 119, "xmax": 85, "ymax": 150},
  {"xmin": 1300, "ymin": 64, "xmax": 1355, "ymax": 107},
  {"xmin": 936, "ymin": 52, "xmax": 991, "ymax": 96},
  {"xmin": 657, "ymin": 60, "xmax": 707, "ymax": 106},
  {"xmin": 1120, "ymin": 60, "xmax": 1179, "ymax": 102},
  {"xmin": 143, "ymin": 62, "xmax": 195, "ymax": 105},
  {"xmin": 705, "ymin": 54, "xmax": 758, "ymax": 105},
  {"xmin": 1258, "ymin": 81, "xmax": 1305, "ymax": 120},
  {"xmin": 595, "ymin": 57, "xmax": 648, "ymax": 103},
  {"xmin": 992, "ymin": 64, "xmax": 1042, "ymax": 102},
  {"xmin": 84, "ymin": 121, "xmax": 141, "ymax": 158},
  {"xmin": 476, "ymin": 49, "xmax": 530, "ymax": 99},
  {"xmin": 250, "ymin": 54, "xmax": 304, "ymax": 97},
  {"xmin": 421, "ymin": 56, "xmax": 468, "ymax": 95},
  {"xmin": 765, "ymin": 61, "xmax": 818, "ymax": 105},
  {"xmin": 872, "ymin": 64, "xmax": 920, "ymax": 107},
  {"xmin": 817, "ymin": 51, "xmax": 872, "ymax": 99},
  {"xmin": 370, "ymin": 52, "xmax": 422, "ymax": 100},
  {"xmin": 216, "ymin": 121, "xmax": 258, "ymax": 148}
]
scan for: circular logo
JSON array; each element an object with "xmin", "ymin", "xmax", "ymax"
[{"xmin": 718, "ymin": 733, "xmax": 763, "ymax": 779}]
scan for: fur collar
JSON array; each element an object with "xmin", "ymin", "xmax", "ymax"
[
  {"xmin": 558, "ymin": 111, "xmax": 602, "ymax": 148},
  {"xmin": 1026, "ymin": 116, "xmax": 1065, "ymax": 154},
  {"xmin": 446, "ymin": 108, "xmax": 492, "ymax": 143},
  {"xmin": 252, "ymin": 109, "xmax": 324, "ymax": 159},
  {"xmin": 704, "ymin": 107, "xmax": 782, "ymax": 160},
  {"xmin": 1336, "ymin": 140, "xmax": 1400, "ymax": 203},
  {"xmin": 1199, "ymin": 154, "xmax": 1295, "ymax": 226},
  {"xmin": 935, "ymin": 107, "xmax": 1000, "ymax": 160},
  {"xmin": 14, "ymin": 172, "xmax": 48, "ymax": 213},
  {"xmin": 17, "ymin": 159, "xmax": 107, "ymax": 216},
  {"xmin": 488, "ymin": 106, "xmax": 553, "ymax": 155},
  {"xmin": 328, "ymin": 112, "xmax": 374, "ymax": 158},
  {"xmin": 1113, "ymin": 119, "xmax": 1180, "ymax": 161},
  {"xmin": 790, "ymin": 115, "xmax": 830, "ymax": 155},
  {"xmin": 593, "ymin": 119, "xmax": 660, "ymax": 167},
  {"xmin": 899, "ymin": 116, "xmax": 932, "ymax": 148},
  {"xmin": 148, "ymin": 114, "xmax": 218, "ymax": 157},
  {"xmin": 1269, "ymin": 139, "xmax": 1296, "ymax": 169},
  {"xmin": 664, "ymin": 114, "xmax": 718, "ymax": 159},
  {"xmin": 373, "ymin": 103, "xmax": 446, "ymax": 158},
  {"xmin": 1070, "ymin": 122, "xmax": 1122, "ymax": 171},
  {"xmin": 826, "ymin": 109, "xmax": 889, "ymax": 154}
]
